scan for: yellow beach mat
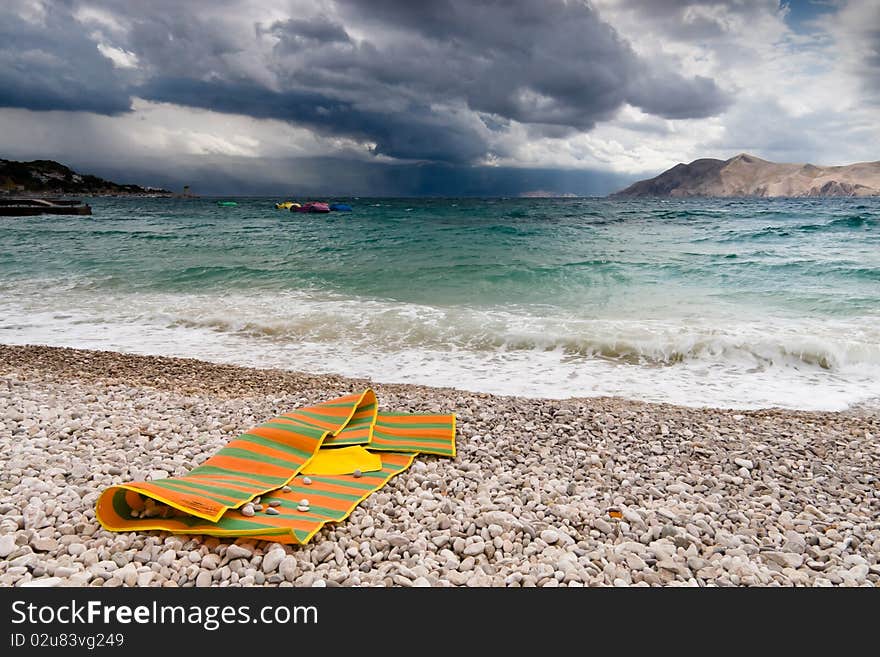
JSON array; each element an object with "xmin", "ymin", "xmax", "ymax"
[{"xmin": 95, "ymin": 390, "xmax": 455, "ymax": 545}]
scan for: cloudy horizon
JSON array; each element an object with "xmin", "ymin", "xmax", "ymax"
[{"xmin": 1, "ymin": 0, "xmax": 878, "ymax": 196}]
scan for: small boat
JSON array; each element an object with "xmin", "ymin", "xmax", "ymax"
[
  {"xmin": 217, "ymin": 200, "xmax": 238, "ymax": 207},
  {"xmin": 275, "ymin": 201, "xmax": 301, "ymax": 210},
  {"xmin": 292, "ymin": 202, "xmax": 331, "ymax": 213},
  {"xmin": 329, "ymin": 203, "xmax": 352, "ymax": 212},
  {"xmin": 0, "ymin": 198, "xmax": 92, "ymax": 216}
]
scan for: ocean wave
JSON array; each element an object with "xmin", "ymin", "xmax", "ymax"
[
  {"xmin": 824, "ymin": 214, "xmax": 876, "ymax": 229},
  {"xmin": 726, "ymin": 214, "xmax": 876, "ymax": 240},
  {"xmin": 153, "ymin": 299, "xmax": 880, "ymax": 373},
  {"xmin": 4, "ymin": 285, "xmax": 879, "ymax": 410}
]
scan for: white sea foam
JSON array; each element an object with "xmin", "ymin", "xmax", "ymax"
[{"xmin": 2, "ymin": 283, "xmax": 879, "ymax": 411}]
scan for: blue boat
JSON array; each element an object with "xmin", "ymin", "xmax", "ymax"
[{"xmin": 329, "ymin": 203, "xmax": 352, "ymax": 212}]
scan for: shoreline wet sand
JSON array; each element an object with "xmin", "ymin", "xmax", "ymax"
[{"xmin": 1, "ymin": 344, "xmax": 878, "ymax": 587}]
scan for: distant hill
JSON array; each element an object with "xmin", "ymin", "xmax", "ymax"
[
  {"xmin": 0, "ymin": 158, "xmax": 171, "ymax": 196},
  {"xmin": 612, "ymin": 153, "xmax": 880, "ymax": 198}
]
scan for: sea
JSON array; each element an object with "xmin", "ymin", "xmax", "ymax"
[{"xmin": 1, "ymin": 196, "xmax": 878, "ymax": 411}]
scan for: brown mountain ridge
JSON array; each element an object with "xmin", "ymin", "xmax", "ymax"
[{"xmin": 612, "ymin": 153, "xmax": 880, "ymax": 198}]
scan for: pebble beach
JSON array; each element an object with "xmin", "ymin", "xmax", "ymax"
[{"xmin": 1, "ymin": 344, "xmax": 878, "ymax": 587}]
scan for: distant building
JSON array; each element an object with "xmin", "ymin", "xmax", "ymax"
[{"xmin": 175, "ymin": 185, "xmax": 199, "ymax": 198}]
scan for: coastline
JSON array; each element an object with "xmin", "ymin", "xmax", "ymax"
[
  {"xmin": 1, "ymin": 343, "xmax": 878, "ymax": 587},
  {"xmin": 0, "ymin": 191, "xmax": 174, "ymax": 198}
]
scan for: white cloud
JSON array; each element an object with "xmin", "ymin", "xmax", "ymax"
[
  {"xmin": 96, "ymin": 43, "xmax": 139, "ymax": 69},
  {"xmin": 7, "ymin": 0, "xmax": 47, "ymax": 25},
  {"xmin": 74, "ymin": 5, "xmax": 127, "ymax": 35},
  {"xmin": 559, "ymin": 0, "xmax": 880, "ymax": 174}
]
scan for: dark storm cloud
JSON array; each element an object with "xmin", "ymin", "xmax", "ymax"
[
  {"xmin": 264, "ymin": 17, "xmax": 353, "ymax": 52},
  {"xmin": 138, "ymin": 78, "xmax": 489, "ymax": 162},
  {"xmin": 333, "ymin": 0, "xmax": 730, "ymax": 125},
  {"xmin": 626, "ymin": 71, "xmax": 729, "ymax": 119},
  {"xmin": 0, "ymin": 6, "xmax": 130, "ymax": 114},
  {"xmin": 1, "ymin": 0, "xmax": 730, "ymax": 164}
]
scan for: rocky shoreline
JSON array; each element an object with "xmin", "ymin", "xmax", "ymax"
[{"xmin": 1, "ymin": 344, "xmax": 878, "ymax": 587}]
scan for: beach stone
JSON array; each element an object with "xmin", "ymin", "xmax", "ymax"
[
  {"xmin": 20, "ymin": 577, "xmax": 63, "ymax": 588},
  {"xmin": 158, "ymin": 549, "xmax": 176, "ymax": 567},
  {"xmin": 479, "ymin": 511, "xmax": 519, "ymax": 530},
  {"xmin": 592, "ymin": 518, "xmax": 614, "ymax": 535},
  {"xmin": 626, "ymin": 554, "xmax": 647, "ymax": 570},
  {"xmin": 265, "ymin": 508, "xmax": 280, "ymax": 515},
  {"xmin": 447, "ymin": 571, "xmax": 471, "ymax": 586},
  {"xmin": 262, "ymin": 549, "xmax": 285, "ymax": 574},
  {"xmin": 201, "ymin": 554, "xmax": 221, "ymax": 570},
  {"xmin": 0, "ymin": 535, "xmax": 16, "ymax": 558},
  {"xmin": 53, "ymin": 566, "xmax": 78, "ymax": 578},
  {"xmin": 763, "ymin": 552, "xmax": 803, "ymax": 569},
  {"xmin": 241, "ymin": 504, "xmax": 255, "ymax": 517},
  {"xmin": 23, "ymin": 505, "xmax": 49, "ymax": 530},
  {"xmin": 783, "ymin": 532, "xmax": 807, "ymax": 554},
  {"xmin": 195, "ymin": 571, "xmax": 212, "ymax": 588},
  {"xmin": 227, "ymin": 544, "xmax": 253, "ymax": 560},
  {"xmin": 279, "ymin": 556, "xmax": 298, "ymax": 582},
  {"xmin": 734, "ymin": 458, "xmax": 754, "ymax": 470},
  {"xmin": 313, "ymin": 543, "xmax": 334, "ymax": 563},
  {"xmin": 463, "ymin": 541, "xmax": 485, "ymax": 556},
  {"xmin": 540, "ymin": 529, "xmax": 560, "ymax": 545},
  {"xmin": 11, "ymin": 554, "xmax": 37, "ymax": 569}
]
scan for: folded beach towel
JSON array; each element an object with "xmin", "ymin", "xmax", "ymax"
[{"xmin": 95, "ymin": 390, "xmax": 455, "ymax": 545}]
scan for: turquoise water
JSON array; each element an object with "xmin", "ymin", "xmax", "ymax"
[{"xmin": 1, "ymin": 196, "xmax": 879, "ymax": 409}]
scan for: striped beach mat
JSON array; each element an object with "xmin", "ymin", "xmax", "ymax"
[{"xmin": 96, "ymin": 390, "xmax": 455, "ymax": 545}]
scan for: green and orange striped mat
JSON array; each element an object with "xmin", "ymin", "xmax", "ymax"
[{"xmin": 96, "ymin": 390, "xmax": 455, "ymax": 544}]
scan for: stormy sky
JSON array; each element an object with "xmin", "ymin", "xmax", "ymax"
[{"xmin": 0, "ymin": 0, "xmax": 877, "ymax": 195}]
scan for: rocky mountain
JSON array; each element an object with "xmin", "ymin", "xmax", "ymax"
[
  {"xmin": 612, "ymin": 153, "xmax": 880, "ymax": 198},
  {"xmin": 0, "ymin": 158, "xmax": 170, "ymax": 196}
]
